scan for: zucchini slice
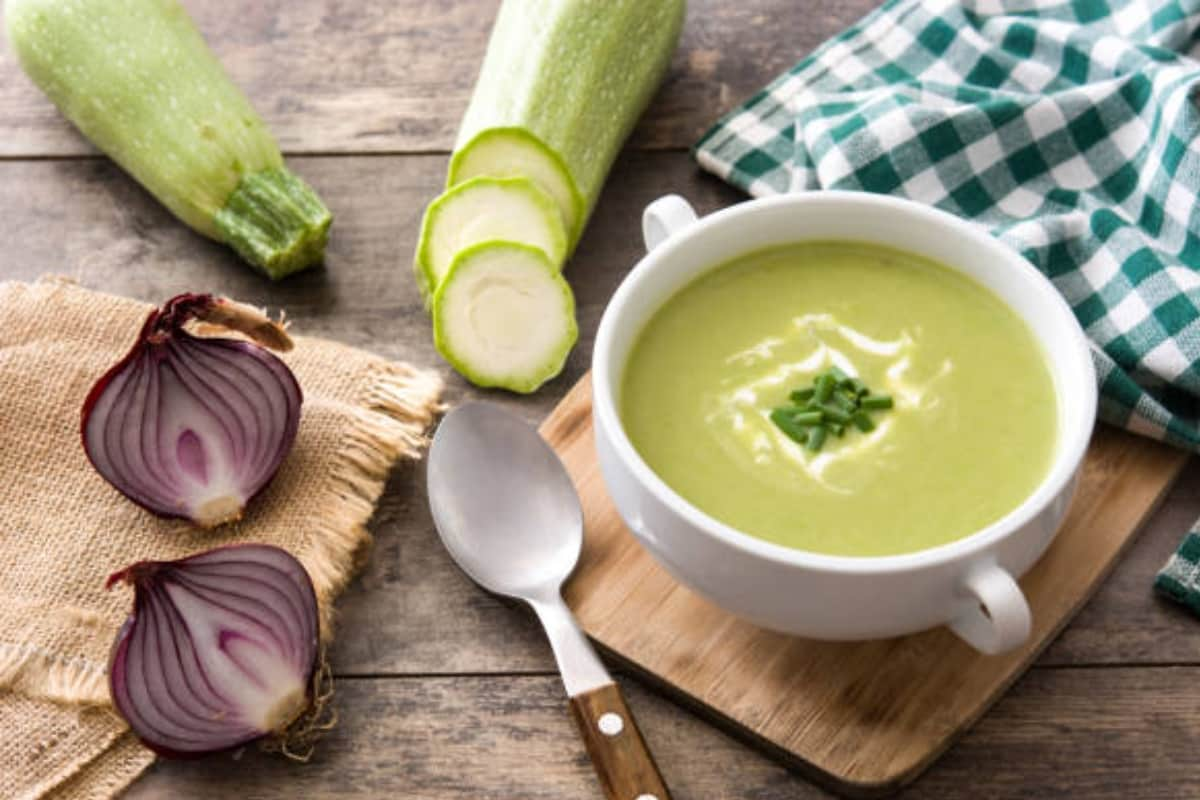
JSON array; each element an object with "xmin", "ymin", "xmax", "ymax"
[
  {"xmin": 448, "ymin": 128, "xmax": 584, "ymax": 246},
  {"xmin": 415, "ymin": 176, "xmax": 567, "ymax": 300},
  {"xmin": 432, "ymin": 242, "xmax": 577, "ymax": 393}
]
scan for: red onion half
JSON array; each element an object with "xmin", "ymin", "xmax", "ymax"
[
  {"xmin": 107, "ymin": 544, "xmax": 324, "ymax": 758},
  {"xmin": 82, "ymin": 293, "xmax": 302, "ymax": 528}
]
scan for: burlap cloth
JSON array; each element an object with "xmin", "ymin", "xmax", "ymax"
[{"xmin": 0, "ymin": 278, "xmax": 444, "ymax": 798}]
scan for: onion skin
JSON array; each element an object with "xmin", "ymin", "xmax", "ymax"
[
  {"xmin": 106, "ymin": 543, "xmax": 321, "ymax": 758},
  {"xmin": 81, "ymin": 293, "xmax": 302, "ymax": 528}
]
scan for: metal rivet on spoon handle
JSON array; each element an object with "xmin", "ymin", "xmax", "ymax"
[{"xmin": 428, "ymin": 404, "xmax": 671, "ymax": 800}]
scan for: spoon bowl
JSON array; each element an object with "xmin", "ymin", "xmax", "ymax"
[{"xmin": 428, "ymin": 403, "xmax": 583, "ymax": 600}]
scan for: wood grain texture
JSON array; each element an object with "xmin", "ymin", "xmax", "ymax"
[
  {"xmin": 543, "ymin": 375, "xmax": 1189, "ymax": 793},
  {"xmin": 4, "ymin": 1, "xmax": 1200, "ymax": 791},
  {"xmin": 569, "ymin": 682, "xmax": 672, "ymax": 800},
  {"xmin": 0, "ymin": 0, "xmax": 867, "ymax": 157},
  {"xmin": 122, "ymin": 668, "xmax": 1200, "ymax": 800},
  {"xmin": 1041, "ymin": 459, "xmax": 1200, "ymax": 665},
  {"xmin": 0, "ymin": 151, "xmax": 741, "ymax": 397}
]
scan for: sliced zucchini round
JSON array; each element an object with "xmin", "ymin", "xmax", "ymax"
[
  {"xmin": 448, "ymin": 128, "xmax": 585, "ymax": 247},
  {"xmin": 433, "ymin": 241, "xmax": 577, "ymax": 394},
  {"xmin": 414, "ymin": 174, "xmax": 567, "ymax": 301}
]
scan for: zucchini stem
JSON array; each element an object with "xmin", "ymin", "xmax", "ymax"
[{"xmin": 214, "ymin": 168, "xmax": 332, "ymax": 280}]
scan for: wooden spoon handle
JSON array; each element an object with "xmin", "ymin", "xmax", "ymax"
[{"xmin": 568, "ymin": 682, "xmax": 672, "ymax": 800}]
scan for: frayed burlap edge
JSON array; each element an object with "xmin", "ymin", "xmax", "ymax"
[
  {"xmin": 0, "ymin": 644, "xmax": 110, "ymax": 707},
  {"xmin": 37, "ymin": 732, "xmax": 155, "ymax": 800},
  {"xmin": 298, "ymin": 359, "xmax": 445, "ymax": 640}
]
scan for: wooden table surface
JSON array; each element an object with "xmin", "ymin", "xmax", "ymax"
[{"xmin": 3, "ymin": 1, "xmax": 1199, "ymax": 797}]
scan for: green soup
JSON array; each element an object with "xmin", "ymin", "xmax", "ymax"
[{"xmin": 621, "ymin": 242, "xmax": 1057, "ymax": 557}]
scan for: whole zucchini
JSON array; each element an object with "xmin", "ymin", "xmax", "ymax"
[
  {"xmin": 6, "ymin": 0, "xmax": 332, "ymax": 279},
  {"xmin": 449, "ymin": 0, "xmax": 687, "ymax": 245}
]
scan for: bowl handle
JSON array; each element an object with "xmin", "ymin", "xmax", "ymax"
[
  {"xmin": 948, "ymin": 562, "xmax": 1032, "ymax": 655},
  {"xmin": 642, "ymin": 195, "xmax": 698, "ymax": 252}
]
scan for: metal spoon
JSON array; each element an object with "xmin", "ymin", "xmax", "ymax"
[{"xmin": 428, "ymin": 403, "xmax": 671, "ymax": 800}]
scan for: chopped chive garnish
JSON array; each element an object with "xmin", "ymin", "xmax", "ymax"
[
  {"xmin": 814, "ymin": 373, "xmax": 836, "ymax": 403},
  {"xmin": 770, "ymin": 408, "xmax": 811, "ymax": 444},
  {"xmin": 860, "ymin": 394, "xmax": 894, "ymax": 410},
  {"xmin": 790, "ymin": 387, "xmax": 815, "ymax": 404},
  {"xmin": 830, "ymin": 392, "xmax": 856, "ymax": 413},
  {"xmin": 852, "ymin": 411, "xmax": 875, "ymax": 432},
  {"xmin": 819, "ymin": 404, "xmax": 852, "ymax": 425},
  {"xmin": 769, "ymin": 366, "xmax": 893, "ymax": 452},
  {"xmin": 806, "ymin": 425, "xmax": 827, "ymax": 452},
  {"xmin": 790, "ymin": 410, "xmax": 824, "ymax": 426}
]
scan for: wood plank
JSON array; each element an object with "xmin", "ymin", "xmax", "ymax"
[
  {"xmin": 0, "ymin": 151, "xmax": 743, "ymax": 402},
  {"xmin": 0, "ymin": 0, "xmax": 872, "ymax": 157},
  {"xmin": 545, "ymin": 375, "xmax": 1188, "ymax": 791},
  {"xmin": 1, "ymin": 152, "xmax": 1198, "ymax": 677},
  {"xmin": 1042, "ymin": 457, "xmax": 1200, "ymax": 665},
  {"xmin": 120, "ymin": 668, "xmax": 1200, "ymax": 799}
]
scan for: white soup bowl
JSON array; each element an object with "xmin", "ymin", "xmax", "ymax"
[{"xmin": 591, "ymin": 191, "xmax": 1097, "ymax": 655}]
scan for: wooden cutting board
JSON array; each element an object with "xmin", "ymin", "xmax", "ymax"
[{"xmin": 544, "ymin": 373, "xmax": 1189, "ymax": 796}]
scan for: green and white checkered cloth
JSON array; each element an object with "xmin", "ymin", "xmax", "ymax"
[{"xmin": 693, "ymin": 0, "xmax": 1200, "ymax": 612}]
